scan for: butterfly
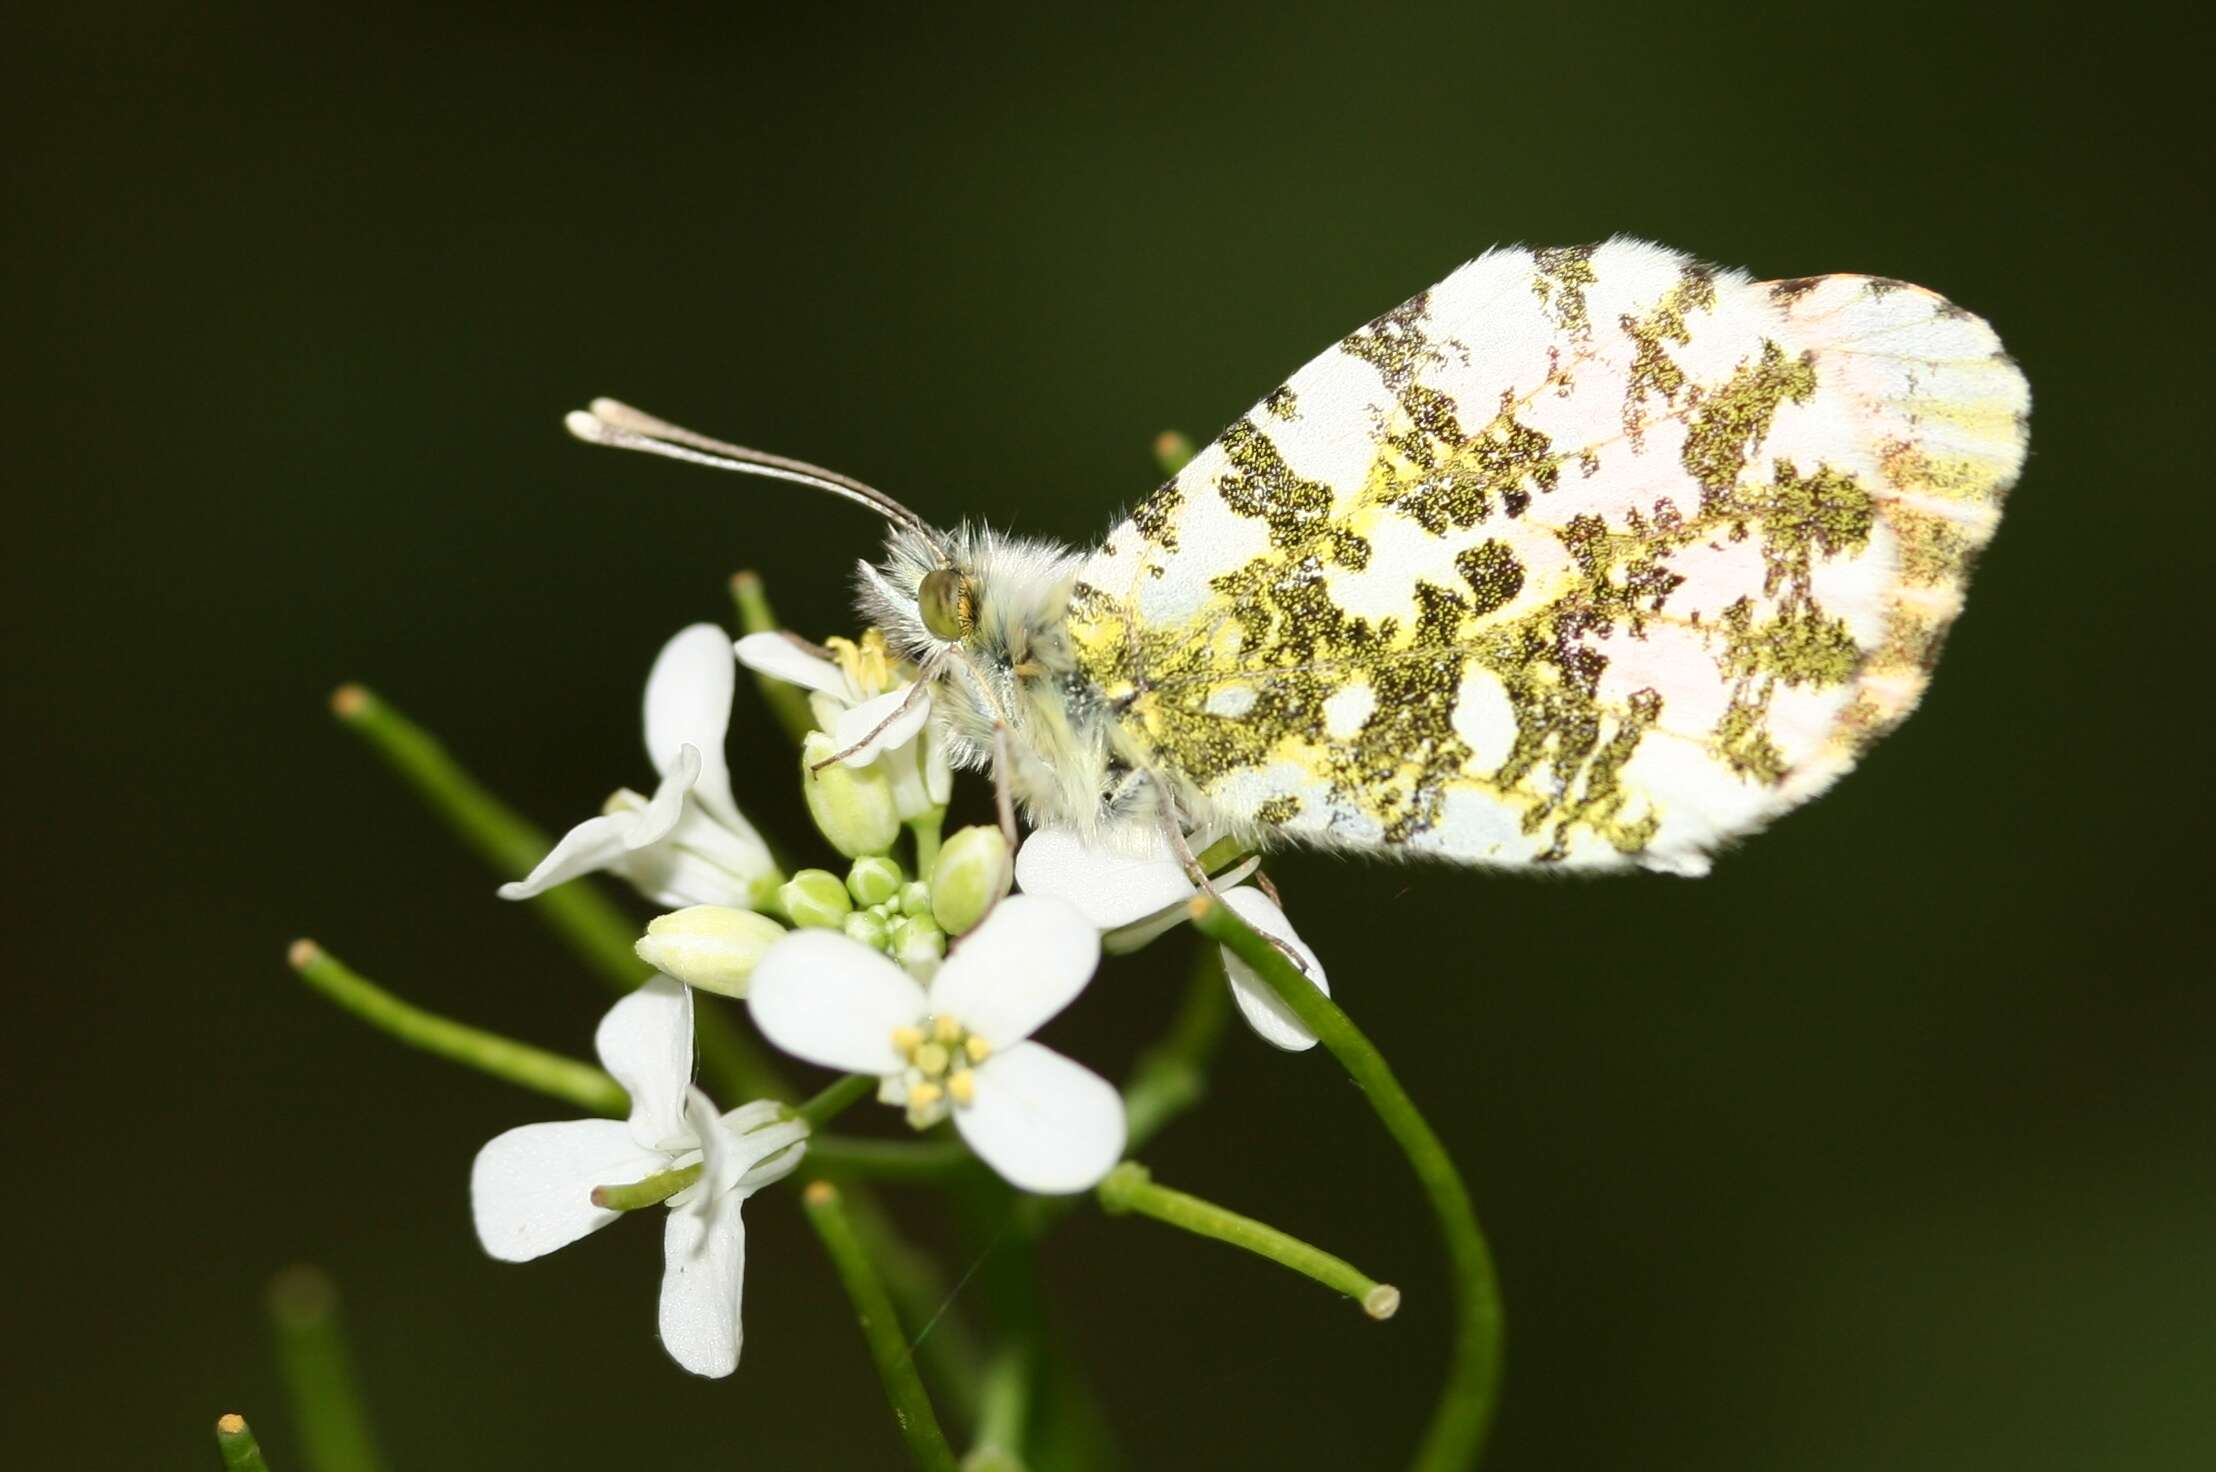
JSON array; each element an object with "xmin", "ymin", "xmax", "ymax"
[{"xmin": 571, "ymin": 237, "xmax": 2028, "ymax": 878}]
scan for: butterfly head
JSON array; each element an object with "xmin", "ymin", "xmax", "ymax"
[{"xmin": 566, "ymin": 399, "xmax": 1111, "ymax": 820}]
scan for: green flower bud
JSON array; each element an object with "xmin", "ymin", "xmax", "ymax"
[
  {"xmin": 847, "ymin": 854, "xmax": 905, "ymax": 907},
  {"xmin": 842, "ymin": 909, "xmax": 890, "ymax": 950},
  {"xmin": 930, "ymin": 824, "xmax": 1013, "ymax": 937},
  {"xmin": 781, "ymin": 868, "xmax": 853, "ymax": 929},
  {"xmin": 633, "ymin": 906, "xmax": 787, "ymax": 999},
  {"xmin": 898, "ymin": 880, "xmax": 932, "ymax": 918},
  {"xmin": 802, "ymin": 732, "xmax": 900, "ymax": 859},
  {"xmin": 890, "ymin": 915, "xmax": 946, "ymax": 974}
]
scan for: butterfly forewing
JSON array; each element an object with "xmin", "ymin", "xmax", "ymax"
[{"xmin": 1066, "ymin": 239, "xmax": 2027, "ymax": 875}]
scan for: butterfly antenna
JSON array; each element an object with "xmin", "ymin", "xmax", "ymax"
[{"xmin": 567, "ymin": 398, "xmax": 949, "ymax": 555}]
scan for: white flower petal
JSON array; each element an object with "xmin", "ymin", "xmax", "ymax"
[
  {"xmin": 954, "ymin": 1042, "xmax": 1126, "ymax": 1194},
  {"xmin": 920, "ymin": 724, "xmax": 953, "ymax": 806},
  {"xmin": 685, "ymin": 1087, "xmax": 750, "ymax": 1201},
  {"xmin": 1219, "ymin": 886, "xmax": 1327, "ymax": 1051},
  {"xmin": 1014, "ymin": 828, "xmax": 1197, "ymax": 931},
  {"xmin": 719, "ymin": 1099, "xmax": 788, "ymax": 1135},
  {"xmin": 831, "ymin": 685, "xmax": 932, "ymax": 767},
  {"xmin": 624, "ymin": 745, "xmax": 701, "ymax": 851},
  {"xmin": 646, "ymin": 625, "xmax": 742, "ymax": 831},
  {"xmin": 927, "ymin": 895, "xmax": 1099, "ymax": 1047},
  {"xmin": 748, "ymin": 931, "xmax": 926, "ymax": 1075},
  {"xmin": 686, "ymin": 1088, "xmax": 809, "ymax": 1199},
  {"xmin": 615, "ymin": 801, "xmax": 776, "ymax": 910},
  {"xmin": 596, "ymin": 976, "xmax": 696, "ymax": 1149},
  {"xmin": 881, "ymin": 742, "xmax": 932, "ymax": 821},
  {"xmin": 658, "ymin": 1189, "xmax": 746, "ymax": 1377},
  {"xmin": 735, "ymin": 632, "xmax": 851, "ymax": 699},
  {"xmin": 496, "ymin": 810, "xmax": 636, "ymax": 900},
  {"xmin": 470, "ymin": 1119, "xmax": 663, "ymax": 1263}
]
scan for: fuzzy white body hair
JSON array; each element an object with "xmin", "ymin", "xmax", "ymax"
[{"xmin": 857, "ymin": 524, "xmax": 1172, "ymax": 847}]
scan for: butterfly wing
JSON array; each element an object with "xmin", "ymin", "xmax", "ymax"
[{"xmin": 1066, "ymin": 239, "xmax": 2027, "ymax": 875}]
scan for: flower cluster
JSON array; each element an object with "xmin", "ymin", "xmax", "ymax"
[
  {"xmin": 473, "ymin": 619, "xmax": 1329, "ymax": 1378},
  {"xmin": 471, "ymin": 977, "xmax": 803, "ymax": 1377}
]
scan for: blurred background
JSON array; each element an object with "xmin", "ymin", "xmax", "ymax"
[{"xmin": 6, "ymin": 3, "xmax": 2208, "ymax": 1468}]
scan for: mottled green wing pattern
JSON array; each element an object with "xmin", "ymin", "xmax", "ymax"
[{"xmin": 1067, "ymin": 239, "xmax": 2027, "ymax": 874}]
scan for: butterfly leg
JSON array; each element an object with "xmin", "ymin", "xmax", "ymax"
[
  {"xmin": 990, "ymin": 722, "xmax": 1019, "ymax": 850},
  {"xmin": 806, "ymin": 671, "xmax": 937, "ymax": 772},
  {"xmin": 1159, "ymin": 805, "xmax": 1221, "ymax": 895},
  {"xmin": 1157, "ymin": 798, "xmax": 1314, "ymax": 979}
]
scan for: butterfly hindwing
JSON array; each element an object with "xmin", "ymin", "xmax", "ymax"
[{"xmin": 1066, "ymin": 240, "xmax": 2027, "ymax": 875}]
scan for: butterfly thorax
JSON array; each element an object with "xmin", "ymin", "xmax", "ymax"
[{"xmin": 861, "ymin": 524, "xmax": 1165, "ymax": 842}]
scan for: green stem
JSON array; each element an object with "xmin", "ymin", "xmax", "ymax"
[
  {"xmin": 329, "ymin": 682, "xmax": 792, "ymax": 1104},
  {"xmin": 802, "ymin": 1182, "xmax": 961, "ymax": 1472},
  {"xmin": 330, "ymin": 684, "xmax": 639, "ymax": 980},
  {"xmin": 964, "ymin": 1339, "xmax": 1034, "ymax": 1472},
  {"xmin": 731, "ymin": 570, "xmax": 821, "ymax": 744},
  {"xmin": 1099, "ymin": 1163, "xmax": 1400, "ymax": 1318},
  {"xmin": 986, "ymin": 947, "xmax": 1232, "ymax": 1460},
  {"xmin": 909, "ymin": 810, "xmax": 946, "ymax": 875},
  {"xmin": 214, "ymin": 1414, "xmax": 273, "ymax": 1472},
  {"xmin": 1026, "ymin": 1347, "xmax": 1118, "ymax": 1472},
  {"xmin": 287, "ymin": 940, "xmax": 626, "ymax": 1116},
  {"xmin": 807, "ymin": 1133, "xmax": 972, "ymax": 1183},
  {"xmin": 1122, "ymin": 943, "xmax": 1231, "ymax": 1149},
  {"xmin": 267, "ymin": 1267, "xmax": 384, "ymax": 1472},
  {"xmin": 941, "ymin": 1181, "xmax": 1044, "ymax": 1470},
  {"xmin": 794, "ymin": 1072, "xmax": 875, "ymax": 1130},
  {"xmin": 841, "ymin": 1194, "xmax": 985, "ymax": 1431},
  {"xmin": 1191, "ymin": 897, "xmax": 1504, "ymax": 1468},
  {"xmin": 1013, "ymin": 941, "xmax": 1229, "ymax": 1242}
]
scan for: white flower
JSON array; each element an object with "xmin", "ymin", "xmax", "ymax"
[
  {"xmin": 501, "ymin": 624, "xmax": 780, "ymax": 910},
  {"xmin": 471, "ymin": 977, "xmax": 805, "ymax": 1377},
  {"xmin": 748, "ymin": 895, "xmax": 1124, "ymax": 1194},
  {"xmin": 1015, "ymin": 828, "xmax": 1328, "ymax": 1052},
  {"xmin": 736, "ymin": 629, "xmax": 951, "ymax": 820}
]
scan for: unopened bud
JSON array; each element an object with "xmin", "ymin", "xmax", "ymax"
[
  {"xmin": 802, "ymin": 732, "xmax": 900, "ymax": 858},
  {"xmin": 781, "ymin": 869, "xmax": 852, "ymax": 929},
  {"xmin": 843, "ymin": 910, "xmax": 890, "ymax": 950},
  {"xmin": 634, "ymin": 906, "xmax": 786, "ymax": 998},
  {"xmin": 930, "ymin": 824, "xmax": 1013, "ymax": 936},
  {"xmin": 898, "ymin": 880, "xmax": 932, "ymax": 918},
  {"xmin": 890, "ymin": 915, "xmax": 946, "ymax": 974},
  {"xmin": 847, "ymin": 854, "xmax": 905, "ymax": 907}
]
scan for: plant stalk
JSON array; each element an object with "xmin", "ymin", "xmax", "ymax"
[{"xmin": 1191, "ymin": 896, "xmax": 1503, "ymax": 1469}]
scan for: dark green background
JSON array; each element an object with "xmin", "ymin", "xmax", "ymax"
[{"xmin": 8, "ymin": 4, "xmax": 2208, "ymax": 1468}]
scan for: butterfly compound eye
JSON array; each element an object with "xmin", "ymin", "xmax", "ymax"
[{"xmin": 918, "ymin": 568, "xmax": 976, "ymax": 641}]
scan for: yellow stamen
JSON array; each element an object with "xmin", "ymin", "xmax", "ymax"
[
  {"xmin": 890, "ymin": 1025, "xmax": 924, "ymax": 1056},
  {"xmin": 946, "ymin": 1069, "xmax": 975, "ymax": 1106},
  {"xmin": 907, "ymin": 1080, "xmax": 943, "ymax": 1109},
  {"xmin": 932, "ymin": 1015, "xmax": 964, "ymax": 1044},
  {"xmin": 964, "ymin": 1035, "xmax": 992, "ymax": 1063}
]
